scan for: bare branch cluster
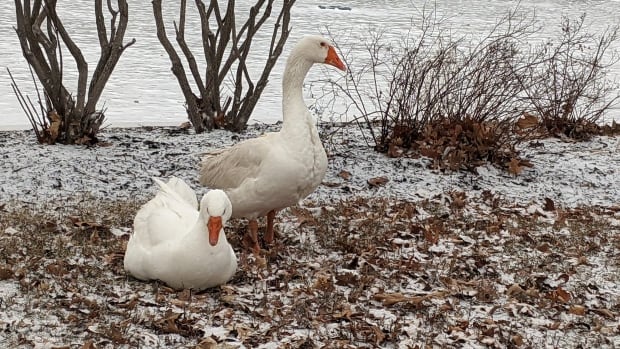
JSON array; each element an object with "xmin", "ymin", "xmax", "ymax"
[
  {"xmin": 12, "ymin": 0, "xmax": 135, "ymax": 144},
  {"xmin": 519, "ymin": 14, "xmax": 620, "ymax": 139},
  {"xmin": 325, "ymin": 8, "xmax": 620, "ymax": 171},
  {"xmin": 152, "ymin": 0, "xmax": 295, "ymax": 133}
]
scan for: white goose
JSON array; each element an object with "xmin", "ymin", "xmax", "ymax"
[
  {"xmin": 199, "ymin": 35, "xmax": 346, "ymax": 252},
  {"xmin": 124, "ymin": 177, "xmax": 237, "ymax": 290}
]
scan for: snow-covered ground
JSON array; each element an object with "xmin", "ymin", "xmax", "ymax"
[
  {"xmin": 0, "ymin": 123, "xmax": 619, "ymax": 348},
  {"xmin": 1, "ymin": 123, "xmax": 618, "ymax": 208}
]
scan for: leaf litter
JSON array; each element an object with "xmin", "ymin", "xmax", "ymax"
[{"xmin": 0, "ymin": 123, "xmax": 619, "ymax": 348}]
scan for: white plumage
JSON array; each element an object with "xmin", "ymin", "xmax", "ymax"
[
  {"xmin": 124, "ymin": 177, "xmax": 237, "ymax": 290},
  {"xmin": 199, "ymin": 35, "xmax": 346, "ymax": 251}
]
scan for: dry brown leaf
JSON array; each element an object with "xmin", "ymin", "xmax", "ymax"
[
  {"xmin": 195, "ymin": 337, "xmax": 218, "ymax": 349},
  {"xmin": 338, "ymin": 170, "xmax": 352, "ymax": 180},
  {"xmin": 551, "ymin": 287, "xmax": 571, "ymax": 303},
  {"xmin": 592, "ymin": 308, "xmax": 615, "ymax": 318},
  {"xmin": 480, "ymin": 325, "xmax": 495, "ymax": 337},
  {"xmin": 387, "ymin": 144, "xmax": 404, "ymax": 158},
  {"xmin": 516, "ymin": 112, "xmax": 539, "ymax": 130},
  {"xmin": 576, "ymin": 256, "xmax": 589, "ymax": 265},
  {"xmin": 47, "ymin": 110, "xmax": 61, "ymax": 143},
  {"xmin": 373, "ymin": 292, "xmax": 412, "ymax": 306},
  {"xmin": 507, "ymin": 158, "xmax": 523, "ymax": 175},
  {"xmin": 543, "ymin": 197, "xmax": 555, "ymax": 211},
  {"xmin": 371, "ymin": 325, "xmax": 386, "ymax": 345},
  {"xmin": 177, "ymin": 289, "xmax": 191, "ymax": 301},
  {"xmin": 423, "ymin": 228, "xmax": 439, "ymax": 245},
  {"xmin": 333, "ymin": 305, "xmax": 353, "ymax": 320},
  {"xmin": 554, "ymin": 274, "xmax": 569, "ymax": 284},
  {"xmin": 506, "ymin": 284, "xmax": 524, "ymax": 297},
  {"xmin": 419, "ymin": 147, "xmax": 439, "ymax": 159},
  {"xmin": 81, "ymin": 340, "xmax": 97, "ymax": 349},
  {"xmin": 373, "ymin": 292, "xmax": 445, "ymax": 306},
  {"xmin": 103, "ymin": 324, "xmax": 127, "ymax": 344},
  {"xmin": 235, "ymin": 324, "xmax": 252, "ymax": 341},
  {"xmin": 512, "ymin": 334, "xmax": 524, "ymax": 346},
  {"xmin": 45, "ymin": 262, "xmax": 68, "ymax": 277},
  {"xmin": 69, "ymin": 216, "xmax": 103, "ymax": 229},
  {"xmin": 368, "ymin": 176, "xmax": 389, "ymax": 187},
  {"xmin": 0, "ymin": 267, "xmax": 13, "ymax": 280},
  {"xmin": 289, "ymin": 207, "xmax": 316, "ymax": 227},
  {"xmin": 569, "ymin": 305, "xmax": 586, "ymax": 316},
  {"xmin": 537, "ymin": 243, "xmax": 551, "ymax": 253},
  {"xmin": 118, "ymin": 296, "xmax": 139, "ymax": 310}
]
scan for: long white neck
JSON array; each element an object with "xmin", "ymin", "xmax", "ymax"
[{"xmin": 281, "ymin": 50, "xmax": 314, "ymax": 131}]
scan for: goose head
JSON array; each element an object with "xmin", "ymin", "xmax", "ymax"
[
  {"xmin": 293, "ymin": 35, "xmax": 346, "ymax": 71},
  {"xmin": 200, "ymin": 189, "xmax": 233, "ymax": 246}
]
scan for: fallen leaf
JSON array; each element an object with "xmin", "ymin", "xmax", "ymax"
[
  {"xmin": 423, "ymin": 228, "xmax": 439, "ymax": 245},
  {"xmin": 543, "ymin": 197, "xmax": 555, "ymax": 211},
  {"xmin": 506, "ymin": 284, "xmax": 524, "ymax": 297},
  {"xmin": 0, "ymin": 267, "xmax": 13, "ymax": 280},
  {"xmin": 81, "ymin": 340, "xmax": 97, "ymax": 349},
  {"xmin": 516, "ymin": 112, "xmax": 539, "ymax": 130},
  {"xmin": 47, "ymin": 110, "xmax": 62, "ymax": 143},
  {"xmin": 118, "ymin": 297, "xmax": 139, "ymax": 310},
  {"xmin": 371, "ymin": 325, "xmax": 386, "ymax": 345},
  {"xmin": 338, "ymin": 170, "xmax": 352, "ymax": 180},
  {"xmin": 591, "ymin": 308, "xmax": 614, "ymax": 318},
  {"xmin": 507, "ymin": 158, "xmax": 523, "ymax": 175},
  {"xmin": 551, "ymin": 287, "xmax": 571, "ymax": 303},
  {"xmin": 333, "ymin": 304, "xmax": 353, "ymax": 320},
  {"xmin": 195, "ymin": 337, "xmax": 218, "ymax": 349},
  {"xmin": 235, "ymin": 324, "xmax": 252, "ymax": 341},
  {"xmin": 569, "ymin": 305, "xmax": 586, "ymax": 316},
  {"xmin": 537, "ymin": 243, "xmax": 551, "ymax": 253},
  {"xmin": 576, "ymin": 256, "xmax": 589, "ymax": 265},
  {"xmin": 373, "ymin": 291, "xmax": 446, "ymax": 306},
  {"xmin": 512, "ymin": 334, "xmax": 524, "ymax": 346},
  {"xmin": 178, "ymin": 289, "xmax": 192, "ymax": 302},
  {"xmin": 556, "ymin": 273, "xmax": 570, "ymax": 283},
  {"xmin": 387, "ymin": 144, "xmax": 404, "ymax": 158},
  {"xmin": 420, "ymin": 146, "xmax": 439, "ymax": 159},
  {"xmin": 368, "ymin": 176, "xmax": 389, "ymax": 187}
]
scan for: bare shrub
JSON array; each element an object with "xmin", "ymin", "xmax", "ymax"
[
  {"xmin": 12, "ymin": 0, "xmax": 135, "ymax": 145},
  {"xmin": 325, "ymin": 9, "xmax": 536, "ymax": 171},
  {"xmin": 324, "ymin": 8, "xmax": 619, "ymax": 172},
  {"xmin": 519, "ymin": 15, "xmax": 620, "ymax": 140},
  {"xmin": 152, "ymin": 0, "xmax": 295, "ymax": 133}
]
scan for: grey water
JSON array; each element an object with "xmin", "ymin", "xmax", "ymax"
[{"xmin": 0, "ymin": 0, "xmax": 619, "ymax": 129}]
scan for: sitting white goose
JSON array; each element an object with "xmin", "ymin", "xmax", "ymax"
[
  {"xmin": 199, "ymin": 35, "xmax": 346, "ymax": 252},
  {"xmin": 123, "ymin": 177, "xmax": 237, "ymax": 290}
]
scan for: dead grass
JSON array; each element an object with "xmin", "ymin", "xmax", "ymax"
[{"xmin": 0, "ymin": 195, "xmax": 619, "ymax": 348}]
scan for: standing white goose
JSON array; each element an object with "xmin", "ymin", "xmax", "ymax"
[
  {"xmin": 124, "ymin": 177, "xmax": 237, "ymax": 290},
  {"xmin": 199, "ymin": 35, "xmax": 346, "ymax": 252}
]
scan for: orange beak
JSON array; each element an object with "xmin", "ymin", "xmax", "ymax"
[
  {"xmin": 325, "ymin": 46, "xmax": 346, "ymax": 71},
  {"xmin": 207, "ymin": 216, "xmax": 222, "ymax": 246}
]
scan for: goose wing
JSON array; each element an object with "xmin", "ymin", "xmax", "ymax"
[{"xmin": 199, "ymin": 135, "xmax": 273, "ymax": 190}]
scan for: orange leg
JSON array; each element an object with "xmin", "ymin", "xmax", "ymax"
[
  {"xmin": 264, "ymin": 210, "xmax": 277, "ymax": 244},
  {"xmin": 248, "ymin": 219, "xmax": 260, "ymax": 254}
]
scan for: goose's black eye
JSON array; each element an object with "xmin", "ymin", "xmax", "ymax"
[{"xmin": 320, "ymin": 42, "xmax": 326, "ymax": 47}]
